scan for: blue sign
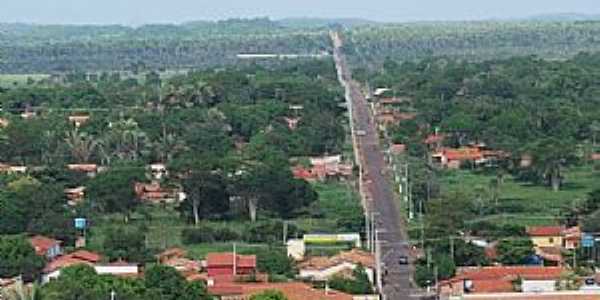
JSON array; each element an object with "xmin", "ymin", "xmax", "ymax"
[
  {"xmin": 582, "ymin": 233, "xmax": 594, "ymax": 248},
  {"xmin": 74, "ymin": 218, "xmax": 87, "ymax": 230}
]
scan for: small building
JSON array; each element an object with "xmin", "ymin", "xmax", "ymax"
[
  {"xmin": 438, "ymin": 266, "xmax": 565, "ymax": 298},
  {"xmin": 134, "ymin": 182, "xmax": 184, "ymax": 205},
  {"xmin": 68, "ymin": 115, "xmax": 90, "ymax": 128},
  {"xmin": 64, "ymin": 186, "xmax": 86, "ymax": 206},
  {"xmin": 284, "ymin": 117, "xmax": 301, "ymax": 130},
  {"xmin": 41, "ymin": 250, "xmax": 103, "ymax": 283},
  {"xmin": 526, "ymin": 226, "xmax": 564, "ymax": 249},
  {"xmin": 206, "ymin": 252, "xmax": 257, "ymax": 278},
  {"xmin": 149, "ymin": 163, "xmax": 168, "ymax": 180},
  {"xmin": 563, "ymin": 226, "xmax": 581, "ymax": 250},
  {"xmin": 29, "ymin": 235, "xmax": 62, "ymax": 260},
  {"xmin": 0, "ymin": 163, "xmax": 27, "ymax": 174},
  {"xmin": 67, "ymin": 164, "xmax": 99, "ymax": 177},
  {"xmin": 0, "ymin": 118, "xmax": 9, "ymax": 128},
  {"xmin": 432, "ymin": 147, "xmax": 485, "ymax": 169}
]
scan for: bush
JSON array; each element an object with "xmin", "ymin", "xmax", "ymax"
[
  {"xmin": 243, "ymin": 220, "xmax": 303, "ymax": 244},
  {"xmin": 182, "ymin": 225, "xmax": 241, "ymax": 244},
  {"xmin": 182, "ymin": 226, "xmax": 216, "ymax": 244}
]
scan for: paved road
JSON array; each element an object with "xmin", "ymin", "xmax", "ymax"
[{"xmin": 331, "ymin": 32, "xmax": 414, "ymax": 300}]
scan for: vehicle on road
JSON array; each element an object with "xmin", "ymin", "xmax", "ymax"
[
  {"xmin": 398, "ymin": 256, "xmax": 409, "ymax": 265},
  {"xmin": 356, "ymin": 130, "xmax": 367, "ymax": 136}
]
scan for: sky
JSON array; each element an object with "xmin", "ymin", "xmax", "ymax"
[{"xmin": 1, "ymin": 0, "xmax": 600, "ymax": 25}]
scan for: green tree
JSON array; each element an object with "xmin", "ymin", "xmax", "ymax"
[
  {"xmin": 144, "ymin": 265, "xmax": 209, "ymax": 300},
  {"xmin": 496, "ymin": 238, "xmax": 535, "ymax": 265},
  {"xmin": 250, "ymin": 290, "xmax": 288, "ymax": 300},
  {"xmin": 180, "ymin": 170, "xmax": 230, "ymax": 225},
  {"xmin": 102, "ymin": 226, "xmax": 149, "ymax": 263},
  {"xmin": 329, "ymin": 265, "xmax": 374, "ymax": 295},
  {"xmin": 0, "ymin": 236, "xmax": 45, "ymax": 281},
  {"xmin": 86, "ymin": 164, "xmax": 145, "ymax": 216}
]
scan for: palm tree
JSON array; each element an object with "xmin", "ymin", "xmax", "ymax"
[{"xmin": 64, "ymin": 130, "xmax": 98, "ymax": 163}]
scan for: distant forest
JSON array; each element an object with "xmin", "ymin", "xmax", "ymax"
[
  {"xmin": 0, "ymin": 18, "xmax": 331, "ymax": 74},
  {"xmin": 2, "ymin": 19, "xmax": 600, "ymax": 73}
]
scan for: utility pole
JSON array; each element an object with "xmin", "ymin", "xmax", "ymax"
[
  {"xmin": 450, "ymin": 237, "xmax": 455, "ymax": 264},
  {"xmin": 233, "ymin": 243, "xmax": 237, "ymax": 276},
  {"xmin": 282, "ymin": 221, "xmax": 288, "ymax": 245},
  {"xmin": 375, "ymin": 229, "xmax": 383, "ymax": 295},
  {"xmin": 365, "ymin": 213, "xmax": 371, "ymax": 251}
]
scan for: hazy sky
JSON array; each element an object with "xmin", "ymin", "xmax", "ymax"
[{"xmin": 2, "ymin": 0, "xmax": 599, "ymax": 25}]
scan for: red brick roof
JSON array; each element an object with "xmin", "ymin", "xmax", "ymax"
[
  {"xmin": 69, "ymin": 250, "xmax": 102, "ymax": 263},
  {"xmin": 29, "ymin": 235, "xmax": 60, "ymax": 256},
  {"xmin": 43, "ymin": 256, "xmax": 93, "ymax": 273},
  {"xmin": 454, "ymin": 266, "xmax": 564, "ymax": 281},
  {"xmin": 526, "ymin": 226, "xmax": 564, "ymax": 237},
  {"xmin": 441, "ymin": 147, "xmax": 484, "ymax": 161},
  {"xmin": 442, "ymin": 266, "xmax": 565, "ymax": 295},
  {"xmin": 209, "ymin": 282, "xmax": 353, "ymax": 300},
  {"xmin": 206, "ymin": 252, "xmax": 256, "ymax": 268},
  {"xmin": 67, "ymin": 164, "xmax": 98, "ymax": 172}
]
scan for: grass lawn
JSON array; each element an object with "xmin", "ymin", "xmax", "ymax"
[
  {"xmin": 88, "ymin": 181, "xmax": 364, "ymax": 256},
  {"xmin": 0, "ymin": 74, "xmax": 50, "ymax": 88},
  {"xmin": 440, "ymin": 165, "xmax": 600, "ymax": 227}
]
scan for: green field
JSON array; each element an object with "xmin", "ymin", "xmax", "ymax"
[
  {"xmin": 0, "ymin": 74, "xmax": 50, "ymax": 88},
  {"xmin": 88, "ymin": 181, "xmax": 363, "ymax": 257},
  {"xmin": 440, "ymin": 165, "xmax": 600, "ymax": 227}
]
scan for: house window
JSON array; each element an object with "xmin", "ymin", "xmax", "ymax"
[{"xmin": 549, "ymin": 238, "xmax": 554, "ymax": 243}]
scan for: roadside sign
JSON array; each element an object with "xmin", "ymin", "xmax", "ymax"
[
  {"xmin": 582, "ymin": 233, "xmax": 594, "ymax": 248},
  {"xmin": 74, "ymin": 218, "xmax": 87, "ymax": 230}
]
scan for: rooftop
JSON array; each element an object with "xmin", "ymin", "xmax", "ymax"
[
  {"xmin": 526, "ymin": 226, "xmax": 564, "ymax": 237},
  {"xmin": 206, "ymin": 252, "xmax": 257, "ymax": 268},
  {"xmin": 29, "ymin": 235, "xmax": 61, "ymax": 256},
  {"xmin": 209, "ymin": 282, "xmax": 353, "ymax": 300}
]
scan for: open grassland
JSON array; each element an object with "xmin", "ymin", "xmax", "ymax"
[
  {"xmin": 89, "ymin": 181, "xmax": 363, "ymax": 257},
  {"xmin": 440, "ymin": 165, "xmax": 600, "ymax": 227},
  {"xmin": 0, "ymin": 74, "xmax": 50, "ymax": 88}
]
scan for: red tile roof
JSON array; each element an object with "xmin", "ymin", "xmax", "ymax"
[
  {"xmin": 441, "ymin": 147, "xmax": 484, "ymax": 161},
  {"xmin": 69, "ymin": 250, "xmax": 102, "ymax": 263},
  {"xmin": 29, "ymin": 235, "xmax": 60, "ymax": 256},
  {"xmin": 454, "ymin": 266, "xmax": 564, "ymax": 281},
  {"xmin": 43, "ymin": 256, "xmax": 93, "ymax": 273},
  {"xmin": 67, "ymin": 164, "xmax": 98, "ymax": 172},
  {"xmin": 209, "ymin": 282, "xmax": 353, "ymax": 300},
  {"xmin": 206, "ymin": 253, "xmax": 256, "ymax": 268},
  {"xmin": 442, "ymin": 266, "xmax": 566, "ymax": 295},
  {"xmin": 526, "ymin": 226, "xmax": 564, "ymax": 237},
  {"xmin": 469, "ymin": 279, "xmax": 515, "ymax": 293}
]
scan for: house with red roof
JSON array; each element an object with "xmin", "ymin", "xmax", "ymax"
[
  {"xmin": 29, "ymin": 235, "xmax": 62, "ymax": 260},
  {"xmin": 134, "ymin": 182, "xmax": 185, "ymax": 205},
  {"xmin": 41, "ymin": 250, "xmax": 139, "ymax": 284},
  {"xmin": 206, "ymin": 252, "xmax": 257, "ymax": 278},
  {"xmin": 526, "ymin": 226, "xmax": 564, "ymax": 245},
  {"xmin": 208, "ymin": 282, "xmax": 353, "ymax": 300},
  {"xmin": 292, "ymin": 155, "xmax": 353, "ymax": 182},
  {"xmin": 438, "ymin": 266, "xmax": 566, "ymax": 298}
]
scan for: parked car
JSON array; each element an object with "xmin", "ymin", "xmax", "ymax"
[{"xmin": 398, "ymin": 256, "xmax": 409, "ymax": 265}]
